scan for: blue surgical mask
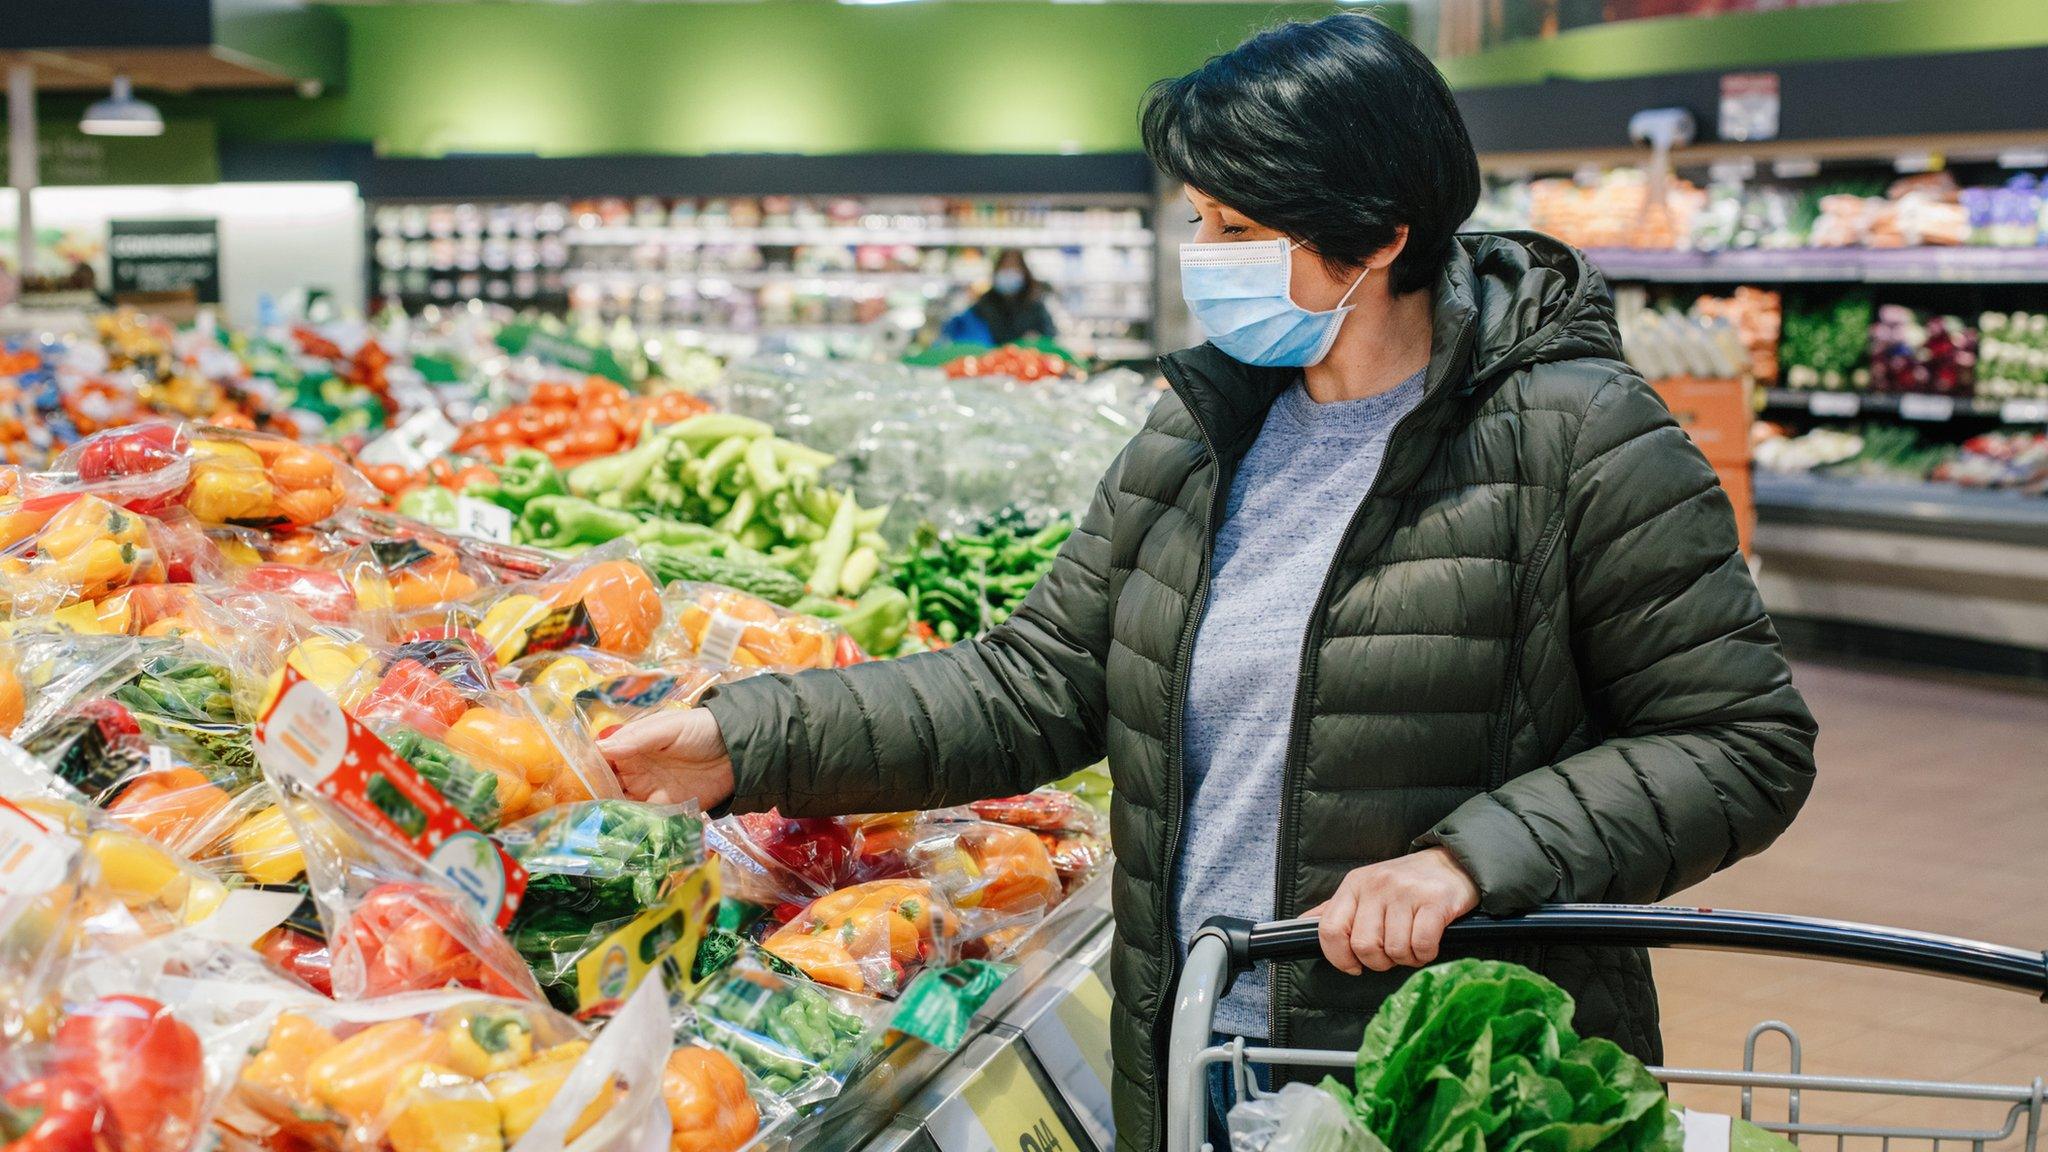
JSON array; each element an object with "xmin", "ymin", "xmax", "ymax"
[
  {"xmin": 1179, "ymin": 238, "xmax": 1368, "ymax": 367},
  {"xmin": 992, "ymin": 269, "xmax": 1026, "ymax": 297}
]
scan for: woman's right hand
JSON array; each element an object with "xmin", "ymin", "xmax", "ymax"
[{"xmin": 596, "ymin": 709, "xmax": 736, "ymax": 810}]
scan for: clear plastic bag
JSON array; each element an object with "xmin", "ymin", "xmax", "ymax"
[
  {"xmin": 653, "ymin": 583, "xmax": 839, "ymax": 672},
  {"xmin": 179, "ymin": 423, "xmax": 375, "ymax": 531},
  {"xmin": 1227, "ymin": 1082, "xmax": 1384, "ymax": 1152},
  {"xmin": 656, "ymin": 1037, "xmax": 790, "ymax": 1152},
  {"xmin": 496, "ymin": 800, "xmax": 709, "ymax": 1015},
  {"xmin": 7, "ymin": 930, "xmax": 315, "ymax": 1152},
  {"xmin": 224, "ymin": 987, "xmax": 656, "ymax": 1152},
  {"xmin": 456, "ymin": 545, "xmax": 667, "ymax": 665},
  {"xmin": 907, "ymin": 818, "xmax": 1062, "ymax": 958},
  {"xmin": 685, "ymin": 954, "xmax": 891, "ymax": 1105},
  {"xmin": 759, "ymin": 878, "xmax": 960, "ymax": 998},
  {"xmin": 0, "ymin": 494, "xmax": 176, "ymax": 616},
  {"xmin": 704, "ymin": 810, "xmax": 917, "ymax": 910}
]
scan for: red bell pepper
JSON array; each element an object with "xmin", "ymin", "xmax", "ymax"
[
  {"xmin": 49, "ymin": 996, "xmax": 203, "ymax": 1152},
  {"xmin": 255, "ymin": 925, "xmax": 333, "ymax": 998},
  {"xmin": 0, "ymin": 1076, "xmax": 120, "ymax": 1152},
  {"xmin": 74, "ymin": 425, "xmax": 181, "ymax": 483},
  {"xmin": 235, "ymin": 565, "xmax": 357, "ymax": 625},
  {"xmin": 347, "ymin": 882, "xmax": 528, "ymax": 999}
]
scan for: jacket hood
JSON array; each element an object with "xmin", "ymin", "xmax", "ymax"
[{"xmin": 1160, "ymin": 230, "xmax": 1622, "ymax": 450}]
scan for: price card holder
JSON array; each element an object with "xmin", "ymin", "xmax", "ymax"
[
  {"xmin": 2000, "ymin": 399, "xmax": 2048, "ymax": 425},
  {"xmin": 457, "ymin": 496, "xmax": 515, "ymax": 543},
  {"xmin": 1807, "ymin": 392, "xmax": 1860, "ymax": 418},
  {"xmin": 928, "ymin": 1040, "xmax": 1092, "ymax": 1152},
  {"xmin": 1899, "ymin": 394, "xmax": 1955, "ymax": 422},
  {"xmin": 1014, "ymin": 964, "xmax": 1114, "ymax": 1152}
]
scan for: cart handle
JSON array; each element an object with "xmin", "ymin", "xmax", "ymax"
[{"xmin": 1198, "ymin": 905, "xmax": 2048, "ymax": 998}]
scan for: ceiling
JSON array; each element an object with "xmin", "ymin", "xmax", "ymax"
[{"xmin": 0, "ymin": 46, "xmax": 300, "ymax": 93}]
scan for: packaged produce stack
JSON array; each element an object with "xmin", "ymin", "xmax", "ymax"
[
  {"xmin": 1615, "ymin": 289, "xmax": 1757, "ymax": 551},
  {"xmin": 0, "ymin": 333, "xmax": 1114, "ymax": 1152}
]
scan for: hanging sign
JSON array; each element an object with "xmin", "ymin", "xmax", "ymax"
[
  {"xmin": 109, "ymin": 218, "xmax": 220, "ymax": 303},
  {"xmin": 1718, "ymin": 73, "xmax": 1780, "ymax": 142}
]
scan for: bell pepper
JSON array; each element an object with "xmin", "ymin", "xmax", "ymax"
[
  {"xmin": 364, "ymin": 659, "xmax": 473, "ymax": 730},
  {"xmin": 384, "ymin": 1064, "xmax": 505, "ymax": 1152},
  {"xmin": 307, "ymin": 1018, "xmax": 452, "ymax": 1132},
  {"xmin": 468, "ymin": 448, "xmax": 565, "ymax": 512},
  {"xmin": 184, "ymin": 440, "xmax": 274, "ymax": 524},
  {"xmin": 240, "ymin": 1012, "xmax": 341, "ymax": 1110},
  {"xmin": 486, "ymin": 1041, "xmax": 614, "ymax": 1144},
  {"xmin": 515, "ymin": 495, "xmax": 640, "ymax": 552},
  {"xmin": 398, "ymin": 485, "xmax": 461, "ymax": 531},
  {"xmin": 476, "ymin": 594, "xmax": 550, "ymax": 664},
  {"xmin": 763, "ymin": 879, "xmax": 956, "ymax": 995},
  {"xmin": 76, "ymin": 424, "xmax": 181, "ymax": 483},
  {"xmin": 51, "ymin": 995, "xmax": 204, "ymax": 1152},
  {"xmin": 105, "ymin": 767, "xmax": 233, "ymax": 850},
  {"xmin": 444, "ymin": 1010, "xmax": 535, "ymax": 1080},
  {"xmin": 229, "ymin": 804, "xmax": 306, "ymax": 885},
  {"xmin": 0, "ymin": 1075, "xmax": 120, "ymax": 1152},
  {"xmin": 662, "ymin": 1048, "xmax": 758, "ymax": 1152}
]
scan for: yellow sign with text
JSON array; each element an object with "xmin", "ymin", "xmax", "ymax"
[{"xmin": 571, "ymin": 857, "xmax": 720, "ymax": 1017}]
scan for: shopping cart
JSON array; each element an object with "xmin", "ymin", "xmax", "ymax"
[{"xmin": 1167, "ymin": 906, "xmax": 2048, "ymax": 1152}]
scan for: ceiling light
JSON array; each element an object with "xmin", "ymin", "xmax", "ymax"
[{"xmin": 81, "ymin": 77, "xmax": 164, "ymax": 137}]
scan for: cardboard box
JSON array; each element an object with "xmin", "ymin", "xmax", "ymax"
[
  {"xmin": 1715, "ymin": 463, "xmax": 1754, "ymax": 556},
  {"xmin": 1652, "ymin": 376, "xmax": 1753, "ymax": 470}
]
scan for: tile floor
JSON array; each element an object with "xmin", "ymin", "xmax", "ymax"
[{"xmin": 1652, "ymin": 659, "xmax": 2048, "ymax": 1146}]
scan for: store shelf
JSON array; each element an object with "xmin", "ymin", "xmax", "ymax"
[
  {"xmin": 1762, "ymin": 388, "xmax": 2048, "ymax": 424},
  {"xmin": 561, "ymin": 268, "xmax": 1152, "ymax": 289},
  {"xmin": 1586, "ymin": 246, "xmax": 2048, "ymax": 285},
  {"xmin": 567, "ymin": 225, "xmax": 1156, "ymax": 248},
  {"xmin": 1755, "ymin": 472, "xmax": 2048, "ymax": 545}
]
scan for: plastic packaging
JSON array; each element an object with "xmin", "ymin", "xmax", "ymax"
[
  {"xmin": 908, "ymin": 819, "xmax": 1062, "ymax": 956},
  {"xmin": 704, "ymin": 810, "xmax": 917, "ymax": 910},
  {"xmin": 496, "ymin": 800, "xmax": 710, "ymax": 1014},
  {"xmin": 179, "ymin": 424, "xmax": 374, "ymax": 530},
  {"xmin": 686, "ymin": 955, "xmax": 891, "ymax": 1104},
  {"xmin": 1227, "ymin": 1082, "xmax": 1382, "ymax": 1152},
  {"xmin": 968, "ymin": 788, "xmax": 1110, "ymax": 891},
  {"xmin": 0, "ymin": 495, "xmax": 176, "ymax": 616},
  {"xmin": 759, "ymin": 878, "xmax": 960, "ymax": 998},
  {"xmin": 224, "ymin": 986, "xmax": 662, "ymax": 1152},
  {"xmin": 653, "ymin": 583, "xmax": 838, "ymax": 672}
]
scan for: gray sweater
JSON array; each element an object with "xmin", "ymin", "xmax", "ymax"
[{"xmin": 1175, "ymin": 370, "xmax": 1425, "ymax": 1037}]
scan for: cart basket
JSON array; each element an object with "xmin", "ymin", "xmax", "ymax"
[{"xmin": 1168, "ymin": 905, "xmax": 2048, "ymax": 1152}]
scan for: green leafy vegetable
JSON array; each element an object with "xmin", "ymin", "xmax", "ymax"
[{"xmin": 1328, "ymin": 959, "xmax": 1683, "ymax": 1152}]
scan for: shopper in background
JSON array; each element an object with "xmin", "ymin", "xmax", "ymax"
[
  {"xmin": 601, "ymin": 13, "xmax": 1817, "ymax": 1152},
  {"xmin": 939, "ymin": 248, "xmax": 1058, "ymax": 346}
]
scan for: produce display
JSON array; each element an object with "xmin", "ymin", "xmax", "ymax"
[{"xmin": 0, "ymin": 308, "xmax": 1119, "ymax": 1152}]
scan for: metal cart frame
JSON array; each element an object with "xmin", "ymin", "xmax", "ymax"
[{"xmin": 1167, "ymin": 906, "xmax": 2048, "ymax": 1152}]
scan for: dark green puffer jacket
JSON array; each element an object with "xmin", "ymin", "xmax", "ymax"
[{"xmin": 705, "ymin": 231, "xmax": 1818, "ymax": 1152}]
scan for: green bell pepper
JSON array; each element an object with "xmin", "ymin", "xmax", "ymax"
[
  {"xmin": 396, "ymin": 485, "xmax": 460, "ymax": 531},
  {"xmin": 467, "ymin": 447, "xmax": 565, "ymax": 512},
  {"xmin": 516, "ymin": 495, "xmax": 643, "ymax": 551}
]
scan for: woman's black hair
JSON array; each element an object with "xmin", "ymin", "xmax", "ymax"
[
  {"xmin": 977, "ymin": 248, "xmax": 1042, "ymax": 319},
  {"xmin": 1141, "ymin": 13, "xmax": 1480, "ymax": 295}
]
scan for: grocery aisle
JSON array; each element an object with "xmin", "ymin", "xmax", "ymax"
[{"xmin": 1654, "ymin": 660, "xmax": 2048, "ymax": 1141}]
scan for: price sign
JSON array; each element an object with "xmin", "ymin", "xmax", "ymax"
[
  {"xmin": 929, "ymin": 1044, "xmax": 1086, "ymax": 1152},
  {"xmin": 1807, "ymin": 392, "xmax": 1860, "ymax": 418},
  {"xmin": 457, "ymin": 497, "xmax": 515, "ymax": 543},
  {"xmin": 1022, "ymin": 969, "xmax": 1114, "ymax": 1151},
  {"xmin": 2000, "ymin": 399, "xmax": 2048, "ymax": 424},
  {"xmin": 1899, "ymin": 394, "xmax": 1956, "ymax": 422}
]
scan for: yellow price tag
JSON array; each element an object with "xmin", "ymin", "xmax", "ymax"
[
  {"xmin": 572, "ymin": 857, "xmax": 720, "ymax": 1016},
  {"xmin": 932, "ymin": 1044, "xmax": 1083, "ymax": 1152}
]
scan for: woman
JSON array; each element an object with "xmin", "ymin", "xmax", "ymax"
[
  {"xmin": 940, "ymin": 248, "xmax": 1058, "ymax": 346},
  {"xmin": 602, "ymin": 15, "xmax": 1817, "ymax": 1152}
]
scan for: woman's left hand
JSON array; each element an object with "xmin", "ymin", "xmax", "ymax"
[{"xmin": 1302, "ymin": 846, "xmax": 1481, "ymax": 975}]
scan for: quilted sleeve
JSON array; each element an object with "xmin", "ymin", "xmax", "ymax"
[
  {"xmin": 701, "ymin": 456, "xmax": 1120, "ymax": 817},
  {"xmin": 1423, "ymin": 373, "xmax": 1818, "ymax": 913}
]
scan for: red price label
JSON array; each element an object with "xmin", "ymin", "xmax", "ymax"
[{"xmin": 256, "ymin": 669, "xmax": 527, "ymax": 927}]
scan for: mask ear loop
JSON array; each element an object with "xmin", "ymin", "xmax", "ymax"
[{"xmin": 1332, "ymin": 264, "xmax": 1370, "ymax": 310}]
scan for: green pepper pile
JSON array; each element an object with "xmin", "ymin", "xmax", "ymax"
[
  {"xmin": 459, "ymin": 414, "xmax": 893, "ymax": 602},
  {"xmin": 892, "ymin": 508, "xmax": 1075, "ymax": 643}
]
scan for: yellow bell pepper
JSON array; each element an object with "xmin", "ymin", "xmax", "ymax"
[
  {"xmin": 186, "ymin": 465, "xmax": 275, "ymax": 523},
  {"xmin": 386, "ymin": 1063, "xmax": 506, "ymax": 1152},
  {"xmin": 83, "ymin": 828, "xmax": 226, "ymax": 923},
  {"xmin": 486, "ymin": 1040, "xmax": 614, "ymax": 1144},
  {"xmin": 476, "ymin": 594, "xmax": 548, "ymax": 664},
  {"xmin": 444, "ymin": 1009, "xmax": 535, "ymax": 1080},
  {"xmin": 309, "ymin": 1018, "xmax": 452, "ymax": 1133},
  {"xmin": 229, "ymin": 805, "xmax": 306, "ymax": 885}
]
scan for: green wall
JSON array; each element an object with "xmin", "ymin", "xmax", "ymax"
[
  {"xmin": 188, "ymin": 2, "xmax": 1358, "ymax": 158},
  {"xmin": 1433, "ymin": 0, "xmax": 2048, "ymax": 88}
]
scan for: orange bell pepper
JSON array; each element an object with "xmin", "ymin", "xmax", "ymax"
[{"xmin": 663, "ymin": 1047, "xmax": 758, "ymax": 1152}]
